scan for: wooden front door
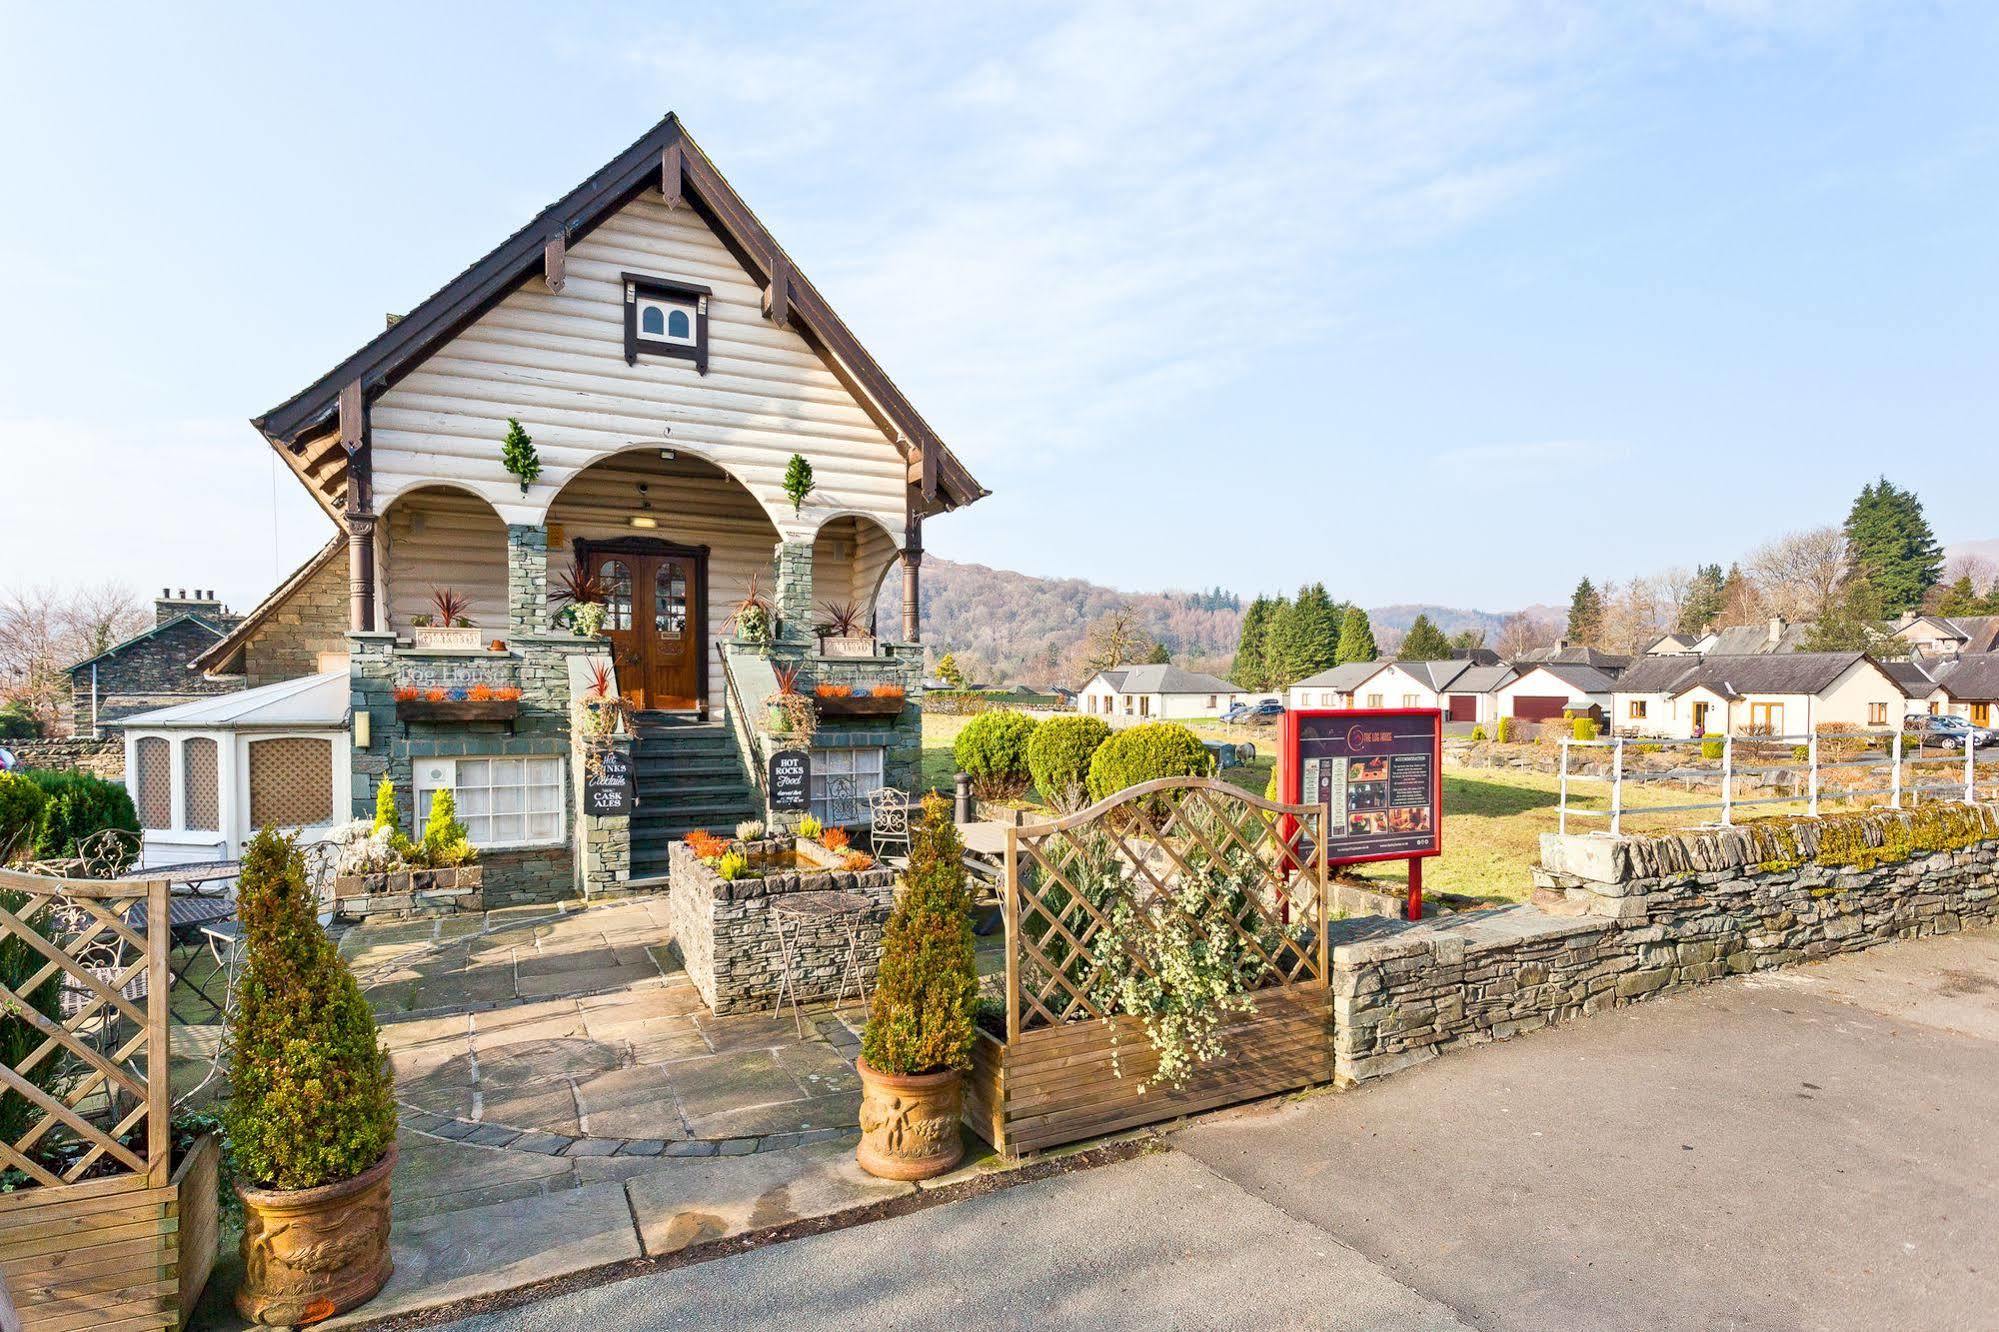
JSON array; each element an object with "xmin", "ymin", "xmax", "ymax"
[{"xmin": 582, "ymin": 541, "xmax": 706, "ymax": 713}]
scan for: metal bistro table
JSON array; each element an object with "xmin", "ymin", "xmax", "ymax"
[
  {"xmin": 117, "ymin": 860, "xmax": 241, "ymax": 1019},
  {"xmin": 769, "ymin": 890, "xmax": 874, "ymax": 1038}
]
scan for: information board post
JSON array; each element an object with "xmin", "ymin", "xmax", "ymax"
[{"xmin": 1282, "ymin": 707, "xmax": 1442, "ymax": 922}]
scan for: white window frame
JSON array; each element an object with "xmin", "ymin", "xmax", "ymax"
[
  {"xmin": 412, "ymin": 755, "xmax": 566, "ymax": 850},
  {"xmin": 810, "ymin": 747, "xmax": 885, "ymax": 827},
  {"xmin": 635, "ymin": 293, "xmax": 699, "ymax": 347}
]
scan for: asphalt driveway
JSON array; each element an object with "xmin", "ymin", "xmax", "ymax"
[{"xmin": 441, "ymin": 927, "xmax": 1999, "ymax": 1331}]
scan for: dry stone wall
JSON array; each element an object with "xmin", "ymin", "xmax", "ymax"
[{"xmin": 1333, "ymin": 805, "xmax": 1999, "ymax": 1085}]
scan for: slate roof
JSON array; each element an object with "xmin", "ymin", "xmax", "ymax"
[
  {"xmin": 1444, "ymin": 664, "xmax": 1517, "ymax": 693},
  {"xmin": 1607, "ymin": 656, "xmax": 1703, "ymax": 695},
  {"xmin": 1517, "ymin": 662, "xmax": 1620, "ymax": 695},
  {"xmin": 1880, "ymin": 659, "xmax": 1939, "ymax": 693},
  {"xmin": 1292, "ymin": 662, "xmax": 1391, "ymax": 692},
  {"xmin": 1643, "ymin": 634, "xmax": 1700, "ymax": 655},
  {"xmin": 1513, "ymin": 645, "xmax": 1632, "ymax": 673},
  {"xmin": 66, "ymin": 612, "xmax": 236, "ymax": 675},
  {"xmin": 1702, "ymin": 621, "xmax": 1817, "ymax": 655},
  {"xmin": 1095, "ymin": 665, "xmax": 1237, "ymax": 695},
  {"xmin": 1667, "ymin": 653, "xmax": 1905, "ymax": 700},
  {"xmin": 1928, "ymin": 656, "xmax": 1999, "ymax": 701}
]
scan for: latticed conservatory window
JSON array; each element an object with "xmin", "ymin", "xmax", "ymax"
[
  {"xmin": 810, "ymin": 748, "xmax": 884, "ymax": 827},
  {"xmin": 414, "ymin": 756, "xmax": 563, "ymax": 847},
  {"xmin": 601, "ymin": 560, "xmax": 632, "ymax": 630},
  {"xmin": 182, "ymin": 737, "xmax": 219, "ymax": 832},
  {"xmin": 654, "ymin": 564, "xmax": 686, "ymax": 638},
  {"xmin": 247, "ymin": 737, "xmax": 334, "ymax": 829},
  {"xmin": 133, "ymin": 736, "xmax": 171, "ymax": 830}
]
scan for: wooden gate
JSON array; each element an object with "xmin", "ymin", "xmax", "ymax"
[
  {"xmin": 0, "ymin": 866, "xmax": 177, "ymax": 1331},
  {"xmin": 964, "ymin": 777, "xmax": 1333, "ymax": 1155}
]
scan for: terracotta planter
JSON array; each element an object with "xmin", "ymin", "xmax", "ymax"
[
  {"xmin": 856, "ymin": 1058, "xmax": 964, "ymax": 1181},
  {"xmin": 235, "ymin": 1146, "xmax": 396, "ymax": 1326}
]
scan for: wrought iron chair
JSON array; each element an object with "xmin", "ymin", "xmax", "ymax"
[
  {"xmin": 74, "ymin": 827, "xmax": 142, "ymax": 880},
  {"xmin": 868, "ymin": 787, "xmax": 911, "ymax": 865}
]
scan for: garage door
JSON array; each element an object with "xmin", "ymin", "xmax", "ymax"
[
  {"xmin": 1511, "ymin": 696, "xmax": 1569, "ymax": 722},
  {"xmin": 1448, "ymin": 696, "xmax": 1476, "ymax": 722}
]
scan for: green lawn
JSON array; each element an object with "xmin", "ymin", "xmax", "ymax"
[{"xmin": 919, "ymin": 709, "xmax": 1722, "ymax": 906}]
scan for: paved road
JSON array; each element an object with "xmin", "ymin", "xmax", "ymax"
[{"xmin": 444, "ymin": 928, "xmax": 1999, "ymax": 1331}]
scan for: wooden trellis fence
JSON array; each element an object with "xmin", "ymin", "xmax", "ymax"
[
  {"xmin": 0, "ymin": 865, "xmax": 179, "ymax": 1332},
  {"xmin": 964, "ymin": 778, "xmax": 1334, "ymax": 1156}
]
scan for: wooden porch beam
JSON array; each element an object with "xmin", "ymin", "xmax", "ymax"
[
  {"xmin": 662, "ymin": 143, "xmax": 684, "ymax": 208},
  {"xmin": 338, "ymin": 379, "xmax": 376, "ymax": 633},
  {"xmin": 762, "ymin": 251, "xmax": 789, "ymax": 328},
  {"xmin": 543, "ymin": 234, "xmax": 567, "ymax": 293}
]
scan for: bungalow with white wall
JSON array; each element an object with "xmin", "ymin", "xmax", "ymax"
[
  {"xmin": 118, "ymin": 672, "xmax": 351, "ymax": 867},
  {"xmin": 1661, "ymin": 653, "xmax": 1908, "ymax": 739},
  {"xmin": 1078, "ymin": 665, "xmax": 1245, "ymax": 721},
  {"xmin": 1495, "ymin": 663, "xmax": 1617, "ymax": 725},
  {"xmin": 1894, "ymin": 613, "xmax": 1999, "ymax": 659},
  {"xmin": 1923, "ymin": 657, "xmax": 1999, "ymax": 728},
  {"xmin": 1287, "ymin": 662, "xmax": 1388, "ymax": 710}
]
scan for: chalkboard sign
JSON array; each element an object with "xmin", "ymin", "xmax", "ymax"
[
  {"xmin": 585, "ymin": 749, "xmax": 634, "ymax": 818},
  {"xmin": 768, "ymin": 749, "xmax": 811, "ymax": 812}
]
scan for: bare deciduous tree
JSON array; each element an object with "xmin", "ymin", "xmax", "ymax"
[
  {"xmin": 1084, "ymin": 606, "xmax": 1148, "ymax": 675},
  {"xmin": 1747, "ymin": 527, "xmax": 1850, "ymax": 622},
  {"xmin": 1496, "ymin": 612, "xmax": 1548, "ymax": 658},
  {"xmin": 0, "ymin": 582, "xmax": 149, "ymax": 733}
]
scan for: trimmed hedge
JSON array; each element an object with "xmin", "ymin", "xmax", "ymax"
[
  {"xmin": 1086, "ymin": 722, "xmax": 1212, "ymax": 802},
  {"xmin": 0, "ymin": 773, "xmax": 48, "ymax": 862},
  {"xmin": 21, "ymin": 769, "xmax": 138, "ymax": 861},
  {"xmin": 1025, "ymin": 715, "xmax": 1111, "ymax": 803},
  {"xmin": 954, "ymin": 709, "xmax": 1039, "ymax": 798}
]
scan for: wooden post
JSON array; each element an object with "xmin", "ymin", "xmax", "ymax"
[
  {"xmin": 1315, "ymin": 807, "xmax": 1330, "ymax": 983},
  {"xmin": 340, "ymin": 378, "xmax": 375, "ymax": 633},
  {"xmin": 902, "ymin": 513, "xmax": 923, "ymax": 644},
  {"xmin": 1891, "ymin": 729, "xmax": 1903, "ymax": 809},
  {"xmin": 1722, "ymin": 734, "xmax": 1734, "ymax": 826},
  {"xmin": 145, "ymin": 877, "xmax": 170, "ymax": 1187},
  {"xmin": 1610, "ymin": 736, "xmax": 1625, "ymax": 836},
  {"xmin": 1558, "ymin": 738, "xmax": 1570, "ymax": 835},
  {"xmin": 1808, "ymin": 731, "xmax": 1820, "ymax": 817},
  {"xmin": 1003, "ymin": 826, "xmax": 1020, "ymax": 1044},
  {"xmin": 1967, "ymin": 736, "xmax": 1977, "ymax": 804}
]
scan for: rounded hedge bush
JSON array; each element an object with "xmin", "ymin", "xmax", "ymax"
[
  {"xmin": 0, "ymin": 773, "xmax": 48, "ymax": 861},
  {"xmin": 1025, "ymin": 715, "xmax": 1111, "ymax": 803},
  {"xmin": 21, "ymin": 770, "xmax": 137, "ymax": 861},
  {"xmin": 1086, "ymin": 722, "xmax": 1212, "ymax": 802},
  {"xmin": 953, "ymin": 709, "xmax": 1039, "ymax": 799}
]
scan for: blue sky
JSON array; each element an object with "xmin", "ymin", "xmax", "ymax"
[{"xmin": 2, "ymin": 2, "xmax": 1994, "ymax": 615}]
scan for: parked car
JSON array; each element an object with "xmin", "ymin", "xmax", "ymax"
[
  {"xmin": 1910, "ymin": 715, "xmax": 1996, "ymax": 749},
  {"xmin": 1249, "ymin": 699, "xmax": 1284, "ymax": 719},
  {"xmin": 1219, "ymin": 702, "xmax": 1253, "ymax": 724}
]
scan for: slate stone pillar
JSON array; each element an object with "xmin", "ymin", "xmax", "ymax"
[
  {"xmin": 775, "ymin": 539, "xmax": 814, "ymax": 644},
  {"xmin": 506, "ymin": 523, "xmax": 548, "ymax": 638}
]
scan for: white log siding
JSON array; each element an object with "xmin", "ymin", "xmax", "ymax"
[
  {"xmin": 367, "ymin": 190, "xmax": 911, "ymax": 544},
  {"xmin": 382, "ymin": 486, "xmax": 510, "ymax": 633},
  {"xmin": 811, "ymin": 514, "xmax": 901, "ymax": 626},
  {"xmin": 545, "ymin": 451, "xmax": 780, "ymax": 716}
]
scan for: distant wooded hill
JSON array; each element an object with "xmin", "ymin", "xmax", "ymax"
[{"xmin": 876, "ymin": 558, "xmax": 1548, "ymax": 686}]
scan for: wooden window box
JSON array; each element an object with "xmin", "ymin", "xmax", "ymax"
[
  {"xmin": 812, "ymin": 694, "xmax": 906, "ymax": 718},
  {"xmin": 394, "ymin": 698, "xmax": 521, "ymax": 723}
]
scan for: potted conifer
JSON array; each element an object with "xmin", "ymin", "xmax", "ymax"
[
  {"xmin": 856, "ymin": 794, "xmax": 978, "ymax": 1180},
  {"xmin": 226, "ymin": 828, "xmax": 399, "ymax": 1325}
]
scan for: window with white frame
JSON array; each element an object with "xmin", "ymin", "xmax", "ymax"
[
  {"xmin": 1366, "ymin": 693, "xmax": 1383, "ymax": 708},
  {"xmin": 413, "ymin": 756, "xmax": 564, "ymax": 848},
  {"xmin": 1402, "ymin": 694, "xmax": 1419, "ymax": 708},
  {"xmin": 810, "ymin": 748, "xmax": 884, "ymax": 827}
]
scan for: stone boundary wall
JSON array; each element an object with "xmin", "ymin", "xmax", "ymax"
[
  {"xmin": 667, "ymin": 838, "xmax": 895, "ymax": 1014},
  {"xmin": 1333, "ymin": 805, "xmax": 1999, "ymax": 1085},
  {"xmin": 4, "ymin": 737, "xmax": 123, "ymax": 779}
]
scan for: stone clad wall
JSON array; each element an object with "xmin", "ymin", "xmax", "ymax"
[
  {"xmin": 667, "ymin": 838, "xmax": 895, "ymax": 1014},
  {"xmin": 1333, "ymin": 806, "xmax": 1999, "ymax": 1086},
  {"xmin": 3, "ymin": 737, "xmax": 124, "ymax": 779},
  {"xmin": 242, "ymin": 551, "xmax": 349, "ymax": 686}
]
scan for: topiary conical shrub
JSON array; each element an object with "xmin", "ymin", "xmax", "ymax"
[
  {"xmin": 861, "ymin": 794, "xmax": 978, "ymax": 1076},
  {"xmin": 372, "ymin": 777, "xmax": 398, "ymax": 835},
  {"xmin": 224, "ymin": 827, "xmax": 396, "ymax": 1190}
]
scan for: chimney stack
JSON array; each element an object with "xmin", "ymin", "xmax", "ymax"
[
  {"xmin": 156, "ymin": 586, "xmax": 228, "ymax": 626},
  {"xmin": 1768, "ymin": 615, "xmax": 1786, "ymax": 644}
]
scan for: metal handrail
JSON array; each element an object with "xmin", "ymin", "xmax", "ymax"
[{"xmin": 716, "ymin": 643, "xmax": 769, "ymax": 801}]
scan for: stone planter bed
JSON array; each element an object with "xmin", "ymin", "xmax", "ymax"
[
  {"xmin": 667, "ymin": 837, "xmax": 897, "ymax": 1015},
  {"xmin": 332, "ymin": 864, "xmax": 484, "ymax": 919}
]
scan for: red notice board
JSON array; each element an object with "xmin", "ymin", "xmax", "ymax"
[{"xmin": 1281, "ymin": 708, "xmax": 1443, "ymax": 867}]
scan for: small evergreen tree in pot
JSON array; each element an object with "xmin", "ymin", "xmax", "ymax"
[
  {"xmin": 226, "ymin": 827, "xmax": 398, "ymax": 1325},
  {"xmin": 856, "ymin": 795, "xmax": 978, "ymax": 1180}
]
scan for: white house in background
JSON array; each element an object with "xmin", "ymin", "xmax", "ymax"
[
  {"xmin": 118, "ymin": 672, "xmax": 352, "ymax": 868},
  {"xmin": 1894, "ymin": 613, "xmax": 1999, "ymax": 659},
  {"xmin": 1496, "ymin": 663, "xmax": 1617, "ymax": 725},
  {"xmin": 1922, "ymin": 656, "xmax": 1999, "ymax": 727},
  {"xmin": 1638, "ymin": 653, "xmax": 1910, "ymax": 739},
  {"xmin": 1642, "ymin": 633, "xmax": 1701, "ymax": 655},
  {"xmin": 1078, "ymin": 665, "xmax": 1246, "ymax": 721},
  {"xmin": 1287, "ymin": 661, "xmax": 1389, "ymax": 710}
]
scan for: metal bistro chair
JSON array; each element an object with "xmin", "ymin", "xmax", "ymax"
[{"xmin": 868, "ymin": 787, "xmax": 912, "ymax": 866}]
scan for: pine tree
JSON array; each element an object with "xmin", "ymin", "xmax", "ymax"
[
  {"xmin": 1400, "ymin": 614, "xmax": 1452, "ymax": 661},
  {"xmin": 1843, "ymin": 476, "xmax": 1943, "ymax": 616},
  {"xmin": 1335, "ymin": 606, "xmax": 1378, "ymax": 665},
  {"xmin": 937, "ymin": 653, "xmax": 965, "ymax": 689},
  {"xmin": 371, "ymin": 777, "xmax": 398, "ymax": 835},
  {"xmin": 1143, "ymin": 641, "xmax": 1171, "ymax": 664},
  {"xmin": 1936, "ymin": 576, "xmax": 1981, "ymax": 617},
  {"xmin": 1677, "ymin": 564, "xmax": 1727, "ymax": 637},
  {"xmin": 1287, "ymin": 584, "xmax": 1343, "ymax": 677},
  {"xmin": 1719, "ymin": 563, "xmax": 1757, "ymax": 625},
  {"xmin": 1230, "ymin": 597, "xmax": 1274, "ymax": 690},
  {"xmin": 1257, "ymin": 596, "xmax": 1297, "ymax": 688},
  {"xmin": 1449, "ymin": 629, "xmax": 1486, "ymax": 653},
  {"xmin": 1566, "ymin": 578, "xmax": 1605, "ymax": 646},
  {"xmin": 1802, "ymin": 575, "xmax": 1887, "ymax": 652}
]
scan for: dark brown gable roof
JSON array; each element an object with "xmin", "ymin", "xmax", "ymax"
[{"xmin": 253, "ymin": 114, "xmax": 984, "ymax": 517}]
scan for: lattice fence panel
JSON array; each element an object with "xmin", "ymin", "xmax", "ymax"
[
  {"xmin": 183, "ymin": 736, "xmax": 219, "ymax": 832},
  {"xmin": 0, "ymin": 867, "xmax": 169, "ymax": 1190},
  {"xmin": 248, "ymin": 736, "xmax": 333, "ymax": 829},
  {"xmin": 132, "ymin": 736, "xmax": 171, "ymax": 831},
  {"xmin": 1003, "ymin": 778, "xmax": 1329, "ymax": 1037}
]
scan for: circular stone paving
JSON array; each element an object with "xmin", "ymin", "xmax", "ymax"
[{"xmin": 363, "ymin": 900, "xmax": 868, "ymax": 1159}]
